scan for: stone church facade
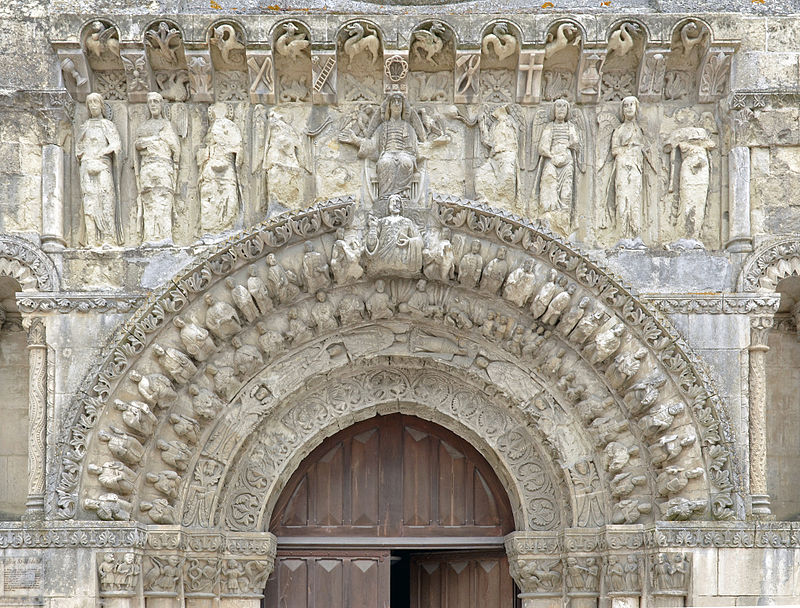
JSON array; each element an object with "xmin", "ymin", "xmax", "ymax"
[{"xmin": 1, "ymin": 1, "xmax": 800, "ymax": 605}]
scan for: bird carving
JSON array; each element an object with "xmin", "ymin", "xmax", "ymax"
[
  {"xmin": 544, "ymin": 22, "xmax": 581, "ymax": 60},
  {"xmin": 343, "ymin": 23, "xmax": 380, "ymax": 64},
  {"xmin": 411, "ymin": 21, "xmax": 446, "ymax": 66},
  {"xmin": 607, "ymin": 22, "xmax": 641, "ymax": 58},
  {"xmin": 85, "ymin": 21, "xmax": 120, "ymax": 61},
  {"xmin": 145, "ymin": 22, "xmax": 183, "ymax": 67},
  {"xmin": 210, "ymin": 24, "xmax": 245, "ymax": 66},
  {"xmin": 275, "ymin": 22, "xmax": 310, "ymax": 61},
  {"xmin": 680, "ymin": 21, "xmax": 707, "ymax": 54},
  {"xmin": 481, "ymin": 22, "xmax": 517, "ymax": 63}
]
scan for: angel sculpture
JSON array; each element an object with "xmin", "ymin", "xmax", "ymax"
[
  {"xmin": 531, "ymin": 99, "xmax": 585, "ymax": 235},
  {"xmin": 339, "ymin": 93, "xmax": 426, "ymax": 205},
  {"xmin": 599, "ymin": 96, "xmax": 657, "ymax": 240}
]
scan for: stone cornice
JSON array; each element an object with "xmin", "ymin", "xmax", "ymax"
[
  {"xmin": 17, "ymin": 292, "xmax": 144, "ymax": 314},
  {"xmin": 640, "ymin": 293, "xmax": 780, "ymax": 316}
]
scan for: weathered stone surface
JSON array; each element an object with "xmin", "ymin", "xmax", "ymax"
[{"xmin": 1, "ymin": 2, "xmax": 800, "ymax": 605}]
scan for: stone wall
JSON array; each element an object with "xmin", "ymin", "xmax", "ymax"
[
  {"xmin": 767, "ymin": 326, "xmax": 800, "ymax": 522},
  {"xmin": 0, "ymin": 327, "xmax": 29, "ymax": 520}
]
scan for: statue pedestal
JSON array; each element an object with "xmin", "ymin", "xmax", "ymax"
[{"xmin": 610, "ymin": 596, "xmax": 639, "ymax": 608}]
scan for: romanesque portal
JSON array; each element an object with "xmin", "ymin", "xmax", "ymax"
[{"xmin": 2, "ymin": 4, "xmax": 800, "ymax": 607}]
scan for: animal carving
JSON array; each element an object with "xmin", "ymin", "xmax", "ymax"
[
  {"xmin": 608, "ymin": 22, "xmax": 641, "ymax": 57},
  {"xmin": 412, "ymin": 21, "xmax": 446, "ymax": 66},
  {"xmin": 85, "ymin": 21, "xmax": 120, "ymax": 61},
  {"xmin": 343, "ymin": 22, "xmax": 380, "ymax": 64},
  {"xmin": 145, "ymin": 22, "xmax": 183, "ymax": 67},
  {"xmin": 680, "ymin": 21, "xmax": 707, "ymax": 54},
  {"xmin": 481, "ymin": 22, "xmax": 517, "ymax": 63},
  {"xmin": 276, "ymin": 22, "xmax": 310, "ymax": 61},
  {"xmin": 545, "ymin": 23, "xmax": 581, "ymax": 60},
  {"xmin": 210, "ymin": 24, "xmax": 245, "ymax": 65}
]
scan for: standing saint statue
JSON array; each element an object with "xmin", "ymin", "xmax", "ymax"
[
  {"xmin": 532, "ymin": 99, "xmax": 584, "ymax": 235},
  {"xmin": 197, "ymin": 102, "xmax": 243, "ymax": 234},
  {"xmin": 134, "ymin": 91, "xmax": 180, "ymax": 243},
  {"xmin": 602, "ymin": 96, "xmax": 656, "ymax": 239},
  {"xmin": 666, "ymin": 125, "xmax": 716, "ymax": 239},
  {"xmin": 76, "ymin": 92, "xmax": 122, "ymax": 247},
  {"xmin": 364, "ymin": 195, "xmax": 423, "ymax": 277},
  {"xmin": 340, "ymin": 93, "xmax": 426, "ymax": 206}
]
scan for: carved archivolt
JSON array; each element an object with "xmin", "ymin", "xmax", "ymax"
[
  {"xmin": 0, "ymin": 235, "xmax": 59, "ymax": 292},
  {"xmin": 739, "ymin": 236, "xmax": 800, "ymax": 292},
  {"xmin": 56, "ymin": 196, "xmax": 741, "ymax": 533}
]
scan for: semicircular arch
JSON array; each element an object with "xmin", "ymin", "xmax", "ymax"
[{"xmin": 55, "ymin": 195, "xmax": 742, "ymax": 530}]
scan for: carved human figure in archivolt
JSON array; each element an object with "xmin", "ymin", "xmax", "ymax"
[
  {"xmin": 600, "ymin": 96, "xmax": 657, "ymax": 240},
  {"xmin": 364, "ymin": 195, "xmax": 423, "ymax": 277},
  {"xmin": 76, "ymin": 93, "xmax": 122, "ymax": 247},
  {"xmin": 134, "ymin": 92, "xmax": 180, "ymax": 243},
  {"xmin": 531, "ymin": 99, "xmax": 585, "ymax": 235},
  {"xmin": 197, "ymin": 102, "xmax": 243, "ymax": 234}
]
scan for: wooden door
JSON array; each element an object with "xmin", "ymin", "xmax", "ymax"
[
  {"xmin": 270, "ymin": 414, "xmax": 515, "ymax": 538},
  {"xmin": 410, "ymin": 551, "xmax": 516, "ymax": 608},
  {"xmin": 263, "ymin": 549, "xmax": 390, "ymax": 608}
]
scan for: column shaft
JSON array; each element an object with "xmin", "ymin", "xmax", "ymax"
[
  {"xmin": 748, "ymin": 316, "xmax": 772, "ymax": 517},
  {"xmin": 24, "ymin": 317, "xmax": 47, "ymax": 518}
]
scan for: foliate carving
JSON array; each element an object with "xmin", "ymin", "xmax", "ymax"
[
  {"xmin": 98, "ymin": 552, "xmax": 141, "ymax": 596},
  {"xmin": 186, "ymin": 52, "xmax": 214, "ymax": 102},
  {"xmin": 699, "ymin": 48, "xmax": 733, "ymax": 102},
  {"xmin": 120, "ymin": 52, "xmax": 150, "ymax": 102},
  {"xmin": 739, "ymin": 237, "xmax": 800, "ymax": 292},
  {"xmin": 145, "ymin": 21, "xmax": 186, "ymax": 71}
]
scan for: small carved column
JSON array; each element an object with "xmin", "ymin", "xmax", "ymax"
[
  {"xmin": 726, "ymin": 146, "xmax": 753, "ymax": 253},
  {"xmin": 41, "ymin": 144, "xmax": 66, "ymax": 252},
  {"xmin": 748, "ymin": 315, "xmax": 773, "ymax": 517},
  {"xmin": 23, "ymin": 317, "xmax": 47, "ymax": 519}
]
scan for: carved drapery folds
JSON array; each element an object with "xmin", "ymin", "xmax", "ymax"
[
  {"xmin": 54, "ymin": 196, "xmax": 740, "ymax": 539},
  {"xmin": 53, "ymin": 16, "xmax": 736, "ymax": 249}
]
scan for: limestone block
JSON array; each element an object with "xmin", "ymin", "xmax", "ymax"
[
  {"xmin": 716, "ymin": 547, "xmax": 794, "ymax": 596},
  {"xmin": 766, "ymin": 18, "xmax": 800, "ymax": 52},
  {"xmin": 732, "ymin": 51, "xmax": 800, "ymax": 90},
  {"xmin": 687, "ymin": 315, "xmax": 751, "ymax": 350},
  {"xmin": 688, "ymin": 548, "xmax": 718, "ymax": 596}
]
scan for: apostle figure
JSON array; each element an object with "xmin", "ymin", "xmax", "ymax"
[
  {"xmin": 533, "ymin": 99, "xmax": 582, "ymax": 234},
  {"xmin": 364, "ymin": 195, "xmax": 423, "ymax": 277},
  {"xmin": 603, "ymin": 96, "xmax": 655, "ymax": 239},
  {"xmin": 76, "ymin": 92, "xmax": 122, "ymax": 247},
  {"xmin": 134, "ymin": 92, "xmax": 180, "ymax": 243},
  {"xmin": 666, "ymin": 125, "xmax": 716, "ymax": 239},
  {"xmin": 197, "ymin": 102, "xmax": 243, "ymax": 234}
]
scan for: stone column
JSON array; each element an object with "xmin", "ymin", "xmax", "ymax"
[
  {"xmin": 40, "ymin": 144, "xmax": 66, "ymax": 252},
  {"xmin": 23, "ymin": 316, "xmax": 47, "ymax": 519},
  {"xmin": 748, "ymin": 315, "xmax": 773, "ymax": 517},
  {"xmin": 725, "ymin": 146, "xmax": 753, "ymax": 253}
]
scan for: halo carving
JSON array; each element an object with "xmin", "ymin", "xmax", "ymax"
[{"xmin": 55, "ymin": 194, "xmax": 742, "ymax": 532}]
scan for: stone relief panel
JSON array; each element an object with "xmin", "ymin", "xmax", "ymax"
[
  {"xmin": 54, "ymin": 196, "xmax": 740, "ymax": 531},
  {"xmin": 53, "ymin": 16, "xmax": 736, "ymax": 252}
]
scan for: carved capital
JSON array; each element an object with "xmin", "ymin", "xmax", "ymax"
[
  {"xmin": 24, "ymin": 316, "xmax": 46, "ymax": 348},
  {"xmin": 749, "ymin": 315, "xmax": 774, "ymax": 349}
]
